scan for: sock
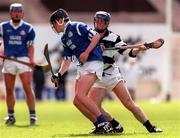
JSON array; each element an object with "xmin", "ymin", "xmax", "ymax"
[
  {"xmin": 29, "ymin": 110, "xmax": 36, "ymax": 119},
  {"xmin": 143, "ymin": 120, "xmax": 154, "ymax": 132},
  {"xmin": 96, "ymin": 114, "xmax": 107, "ymax": 124},
  {"xmin": 110, "ymin": 118, "xmax": 119, "ymax": 128},
  {"xmin": 8, "ymin": 109, "xmax": 14, "ymax": 118},
  {"xmin": 93, "ymin": 121, "xmax": 99, "ymax": 127}
]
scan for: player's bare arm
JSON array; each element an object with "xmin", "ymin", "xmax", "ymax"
[
  {"xmin": 51, "ymin": 59, "xmax": 71, "ymax": 86},
  {"xmin": 130, "ymin": 44, "xmax": 148, "ymax": 56},
  {"xmin": 79, "ymin": 33, "xmax": 101, "ymax": 63},
  {"xmin": 58, "ymin": 59, "xmax": 71, "ymax": 75},
  {"xmin": 28, "ymin": 45, "xmax": 35, "ymax": 66}
]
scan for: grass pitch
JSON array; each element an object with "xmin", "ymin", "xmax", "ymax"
[{"xmin": 0, "ymin": 100, "xmax": 180, "ymax": 138}]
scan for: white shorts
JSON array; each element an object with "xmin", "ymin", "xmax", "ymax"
[
  {"xmin": 76, "ymin": 61, "xmax": 104, "ymax": 81},
  {"xmin": 93, "ymin": 66, "xmax": 125, "ymax": 91},
  {"xmin": 2, "ymin": 57, "xmax": 32, "ymax": 75}
]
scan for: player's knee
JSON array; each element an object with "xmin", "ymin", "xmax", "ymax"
[
  {"xmin": 75, "ymin": 92, "xmax": 85, "ymax": 101},
  {"xmin": 6, "ymin": 90, "xmax": 14, "ymax": 95},
  {"xmin": 73, "ymin": 95, "xmax": 82, "ymax": 107},
  {"xmin": 73, "ymin": 97, "xmax": 78, "ymax": 107}
]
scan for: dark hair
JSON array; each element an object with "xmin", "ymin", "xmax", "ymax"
[{"xmin": 49, "ymin": 8, "xmax": 69, "ymax": 24}]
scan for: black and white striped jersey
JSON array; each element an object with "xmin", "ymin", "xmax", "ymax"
[{"xmin": 99, "ymin": 29, "xmax": 135, "ymax": 70}]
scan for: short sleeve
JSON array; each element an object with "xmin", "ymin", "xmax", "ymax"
[
  {"xmin": 26, "ymin": 25, "xmax": 35, "ymax": 46},
  {"xmin": 76, "ymin": 23, "xmax": 97, "ymax": 41}
]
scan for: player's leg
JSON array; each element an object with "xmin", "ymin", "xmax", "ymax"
[
  {"xmin": 2, "ymin": 60, "xmax": 17, "ymax": 125},
  {"xmin": 89, "ymin": 87, "xmax": 123, "ymax": 133},
  {"xmin": 113, "ymin": 81, "xmax": 162, "ymax": 133},
  {"xmin": 74, "ymin": 80, "xmax": 97, "ymax": 122},
  {"xmin": 88, "ymin": 88, "xmax": 109, "ymax": 118},
  {"xmin": 74, "ymin": 73, "xmax": 106, "ymax": 119},
  {"xmin": 128, "ymin": 88, "xmax": 135, "ymax": 101},
  {"xmin": 100, "ymin": 107, "xmax": 123, "ymax": 133},
  {"xmin": 16, "ymin": 57, "xmax": 37, "ymax": 125},
  {"xmin": 75, "ymin": 81, "xmax": 116, "ymax": 134},
  {"xmin": 74, "ymin": 73, "xmax": 112, "ymax": 134},
  {"xmin": 19, "ymin": 71, "xmax": 37, "ymax": 125},
  {"xmin": 3, "ymin": 73, "xmax": 16, "ymax": 125},
  {"xmin": 74, "ymin": 61, "xmax": 112, "ymax": 134}
]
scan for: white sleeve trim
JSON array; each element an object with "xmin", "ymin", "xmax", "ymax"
[
  {"xmin": 27, "ymin": 40, "xmax": 34, "ymax": 46},
  {"xmin": 115, "ymin": 40, "xmax": 127, "ymax": 48},
  {"xmin": 28, "ymin": 25, "xmax": 33, "ymax": 33},
  {"xmin": 0, "ymin": 23, "xmax": 3, "ymax": 36},
  {"xmin": 76, "ymin": 23, "xmax": 81, "ymax": 36}
]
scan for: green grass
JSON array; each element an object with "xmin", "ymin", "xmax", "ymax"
[{"xmin": 0, "ymin": 100, "xmax": 180, "ymax": 138}]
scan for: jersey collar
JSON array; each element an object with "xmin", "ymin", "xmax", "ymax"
[
  {"xmin": 104, "ymin": 29, "xmax": 110, "ymax": 37},
  {"xmin": 10, "ymin": 20, "xmax": 23, "ymax": 30}
]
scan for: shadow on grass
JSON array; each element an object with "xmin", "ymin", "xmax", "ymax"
[
  {"xmin": 5, "ymin": 124, "xmax": 39, "ymax": 128},
  {"xmin": 52, "ymin": 132, "xmax": 148, "ymax": 137},
  {"xmin": 15, "ymin": 124, "xmax": 39, "ymax": 128}
]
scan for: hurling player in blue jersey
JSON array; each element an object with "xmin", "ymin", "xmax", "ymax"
[
  {"xmin": 0, "ymin": 3, "xmax": 37, "ymax": 125},
  {"xmin": 49, "ymin": 8, "xmax": 112, "ymax": 134},
  {"xmin": 85, "ymin": 11, "xmax": 162, "ymax": 134}
]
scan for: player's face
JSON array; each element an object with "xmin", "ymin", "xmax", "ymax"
[
  {"xmin": 94, "ymin": 18, "xmax": 109, "ymax": 31},
  {"xmin": 51, "ymin": 19, "xmax": 64, "ymax": 33},
  {"xmin": 10, "ymin": 11, "xmax": 23, "ymax": 23}
]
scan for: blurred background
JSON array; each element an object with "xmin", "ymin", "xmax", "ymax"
[{"xmin": 0, "ymin": 0, "xmax": 180, "ymax": 102}]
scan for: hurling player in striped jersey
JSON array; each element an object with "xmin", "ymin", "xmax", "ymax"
[
  {"xmin": 0, "ymin": 3, "xmax": 37, "ymax": 125},
  {"xmin": 79, "ymin": 11, "xmax": 163, "ymax": 134}
]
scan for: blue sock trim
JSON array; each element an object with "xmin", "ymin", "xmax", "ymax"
[
  {"xmin": 97, "ymin": 114, "xmax": 107, "ymax": 124},
  {"xmin": 8, "ymin": 109, "xmax": 14, "ymax": 114},
  {"xmin": 8, "ymin": 109, "xmax": 14, "ymax": 117},
  {"xmin": 29, "ymin": 110, "xmax": 36, "ymax": 117}
]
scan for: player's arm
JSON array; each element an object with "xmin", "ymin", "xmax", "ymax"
[
  {"xmin": 128, "ymin": 38, "xmax": 165, "ymax": 56},
  {"xmin": 51, "ymin": 58, "xmax": 71, "ymax": 86},
  {"xmin": 116, "ymin": 35, "xmax": 146, "ymax": 57},
  {"xmin": 80, "ymin": 33, "xmax": 101, "ymax": 63},
  {"xmin": 55, "ymin": 46, "xmax": 72, "ymax": 76},
  {"xmin": 27, "ymin": 25, "xmax": 35, "ymax": 65},
  {"xmin": 129, "ymin": 44, "xmax": 147, "ymax": 57},
  {"xmin": 0, "ymin": 23, "xmax": 4, "ymax": 55},
  {"xmin": 0, "ymin": 39, "xmax": 4, "ymax": 57},
  {"xmin": 77, "ymin": 23, "xmax": 101, "ymax": 63},
  {"xmin": 28, "ymin": 45, "xmax": 34, "ymax": 64},
  {"xmin": 58, "ymin": 58, "xmax": 71, "ymax": 75}
]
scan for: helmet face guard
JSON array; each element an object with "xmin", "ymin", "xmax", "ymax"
[{"xmin": 94, "ymin": 11, "xmax": 111, "ymax": 33}]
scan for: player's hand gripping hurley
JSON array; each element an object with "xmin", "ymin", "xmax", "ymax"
[{"xmin": 44, "ymin": 44, "xmax": 60, "ymax": 87}]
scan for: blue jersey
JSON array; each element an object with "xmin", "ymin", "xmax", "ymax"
[
  {"xmin": 61, "ymin": 21, "xmax": 103, "ymax": 62},
  {"xmin": 0, "ymin": 20, "xmax": 35, "ymax": 57}
]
